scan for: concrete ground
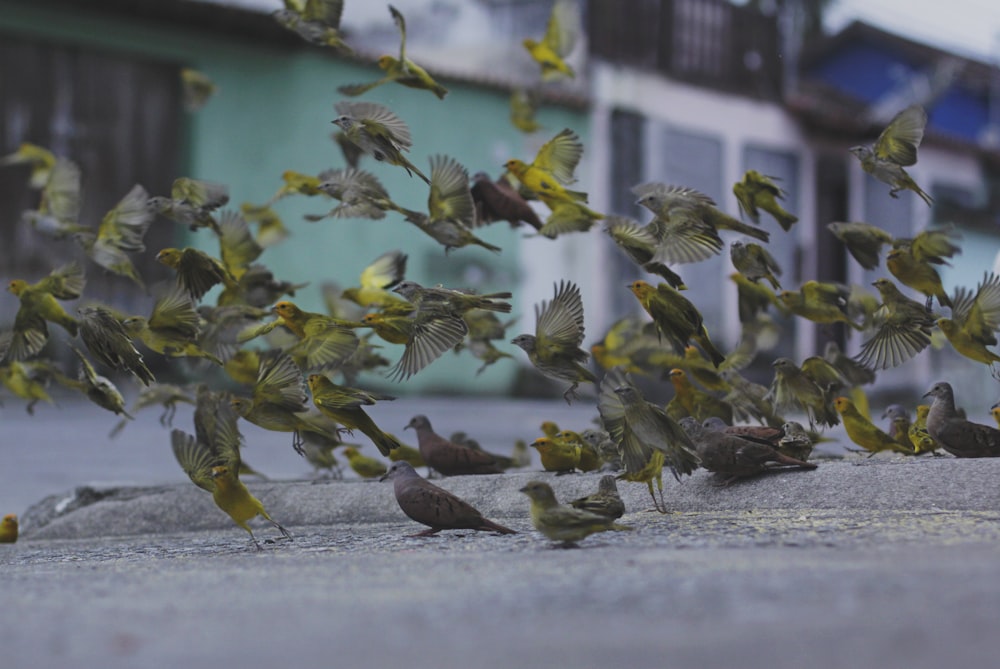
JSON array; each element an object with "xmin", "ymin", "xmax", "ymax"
[{"xmin": 3, "ymin": 400, "xmax": 999, "ymax": 668}]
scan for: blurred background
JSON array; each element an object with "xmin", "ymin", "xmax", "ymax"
[{"xmin": 1, "ymin": 0, "xmax": 1000, "ymax": 410}]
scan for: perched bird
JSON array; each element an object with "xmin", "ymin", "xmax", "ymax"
[
  {"xmin": 598, "ymin": 369, "xmax": 700, "ymax": 513},
  {"xmin": 387, "ymin": 439, "xmax": 426, "ymax": 469},
  {"xmin": 405, "ymin": 414, "xmax": 503, "ymax": 476},
  {"xmin": 381, "ymin": 461, "xmax": 517, "ymax": 536},
  {"xmin": 341, "ymin": 446, "xmax": 387, "ymax": 479},
  {"xmin": 148, "ymin": 177, "xmax": 228, "ymax": 232},
  {"xmin": 776, "ymin": 421, "xmax": 814, "ymax": 461},
  {"xmin": 604, "ymin": 216, "xmax": 686, "ymax": 289},
  {"xmin": 181, "ymin": 68, "xmax": 217, "ymax": 111},
  {"xmin": 511, "ymin": 280, "xmax": 596, "ymax": 402},
  {"xmin": 569, "ymin": 475, "xmax": 626, "ymax": 519},
  {"xmin": 338, "ymin": 5, "xmax": 447, "ymax": 99},
  {"xmin": 519, "ymin": 481, "xmax": 631, "ymax": 548},
  {"xmin": 680, "ymin": 417, "xmax": 816, "ymax": 485},
  {"xmin": 332, "ymin": 100, "xmax": 429, "ymax": 183},
  {"xmin": 924, "ymin": 382, "xmax": 1000, "ymax": 457},
  {"xmin": 882, "ymin": 404, "xmax": 915, "ymax": 452},
  {"xmin": 0, "ymin": 514, "xmax": 18, "ymax": 543},
  {"xmin": 556, "ymin": 429, "xmax": 602, "ymax": 472},
  {"xmin": 581, "ymin": 428, "xmax": 622, "ymax": 471},
  {"xmin": 122, "ymin": 286, "xmax": 223, "ymax": 366},
  {"xmin": 732, "ymin": 170, "xmax": 797, "ymax": 231},
  {"xmin": 730, "ymin": 241, "xmax": 781, "ymax": 290},
  {"xmin": 855, "ymin": 278, "xmax": 935, "ymax": 370},
  {"xmin": 530, "ymin": 436, "xmax": 581, "ymax": 474},
  {"xmin": 936, "ymin": 273, "xmax": 1000, "ymax": 374},
  {"xmin": 522, "ymin": 0, "xmax": 579, "ymax": 81},
  {"xmin": 909, "ymin": 405, "xmax": 939, "ymax": 455},
  {"xmin": 273, "ymin": 0, "xmax": 352, "ymax": 52},
  {"xmin": 308, "ymin": 374, "xmax": 401, "ymax": 456},
  {"xmin": 4, "ymin": 262, "xmax": 84, "ymax": 361},
  {"xmin": 509, "ymin": 87, "xmax": 542, "ymax": 133},
  {"xmin": 471, "ymin": 172, "xmax": 544, "ymax": 231},
  {"xmin": 171, "ymin": 399, "xmax": 291, "ymax": 550},
  {"xmin": 77, "ymin": 304, "xmax": 155, "ymax": 385},
  {"xmin": 835, "ymin": 397, "xmax": 912, "ymax": 455},
  {"xmin": 403, "ymin": 155, "xmax": 502, "ymax": 253},
  {"xmin": 633, "ymin": 182, "xmax": 769, "ymax": 243},
  {"xmin": 827, "ymin": 222, "xmax": 893, "ymax": 271},
  {"xmin": 886, "ymin": 226, "xmax": 961, "ymax": 308},
  {"xmin": 628, "ymin": 280, "xmax": 725, "ymax": 366},
  {"xmin": 849, "ymin": 104, "xmax": 932, "ymax": 205},
  {"xmin": 70, "ymin": 346, "xmax": 131, "ymax": 418}
]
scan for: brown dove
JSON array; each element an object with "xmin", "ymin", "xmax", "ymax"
[
  {"xmin": 405, "ymin": 414, "xmax": 504, "ymax": 475},
  {"xmin": 380, "ymin": 461, "xmax": 517, "ymax": 536}
]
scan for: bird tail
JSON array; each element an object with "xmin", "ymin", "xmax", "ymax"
[
  {"xmin": 770, "ymin": 207, "xmax": 798, "ymax": 232},
  {"xmin": 644, "ymin": 262, "xmax": 686, "ymax": 290},
  {"xmin": 695, "ymin": 327, "xmax": 726, "ymax": 368},
  {"xmin": 366, "ymin": 428, "xmax": 401, "ymax": 457},
  {"xmin": 915, "ymin": 186, "xmax": 934, "ymax": 208},
  {"xmin": 479, "ymin": 519, "xmax": 518, "ymax": 534},
  {"xmin": 405, "ymin": 160, "xmax": 431, "ymax": 185},
  {"xmin": 771, "ymin": 453, "xmax": 817, "ymax": 469}
]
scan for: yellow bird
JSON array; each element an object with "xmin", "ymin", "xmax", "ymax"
[
  {"xmin": 834, "ymin": 396, "xmax": 913, "ymax": 455},
  {"xmin": 5, "ymin": 262, "xmax": 85, "ymax": 361},
  {"xmin": 0, "ymin": 514, "xmax": 18, "ymax": 543},
  {"xmin": 530, "ymin": 436, "xmax": 581, "ymax": 474},
  {"xmin": 341, "ymin": 446, "xmax": 388, "ymax": 479},
  {"xmin": 519, "ymin": 481, "xmax": 631, "ymax": 548},
  {"xmin": 522, "ymin": 0, "xmax": 580, "ymax": 81},
  {"xmin": 505, "ymin": 128, "xmax": 588, "ymax": 208}
]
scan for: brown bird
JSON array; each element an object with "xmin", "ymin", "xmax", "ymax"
[
  {"xmin": 569, "ymin": 475, "xmax": 626, "ymax": 519},
  {"xmin": 470, "ymin": 172, "xmax": 543, "ymax": 231},
  {"xmin": 380, "ymin": 461, "xmax": 517, "ymax": 536},
  {"xmin": 924, "ymin": 381, "xmax": 1000, "ymax": 457},
  {"xmin": 405, "ymin": 414, "xmax": 504, "ymax": 475},
  {"xmin": 680, "ymin": 417, "xmax": 816, "ymax": 485}
]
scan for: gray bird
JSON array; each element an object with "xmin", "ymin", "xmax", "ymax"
[
  {"xmin": 849, "ymin": 104, "xmax": 933, "ymax": 206},
  {"xmin": 569, "ymin": 475, "xmax": 626, "ymax": 519},
  {"xmin": 77, "ymin": 304, "xmax": 154, "ymax": 386},
  {"xmin": 520, "ymin": 480, "xmax": 631, "ymax": 548},
  {"xmin": 924, "ymin": 382, "xmax": 1000, "ymax": 457},
  {"xmin": 380, "ymin": 461, "xmax": 517, "ymax": 536},
  {"xmin": 776, "ymin": 421, "xmax": 814, "ymax": 461},
  {"xmin": 405, "ymin": 415, "xmax": 504, "ymax": 476}
]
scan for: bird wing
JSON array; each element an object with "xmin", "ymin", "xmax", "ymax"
[
  {"xmin": 171, "ymin": 177, "xmax": 229, "ymax": 209},
  {"xmin": 531, "ymin": 128, "xmax": 583, "ymax": 185},
  {"xmin": 39, "ymin": 158, "xmax": 82, "ymax": 223},
  {"xmin": 543, "ymin": 0, "xmax": 580, "ymax": 57},
  {"xmin": 147, "ymin": 285, "xmax": 200, "ymax": 340},
  {"xmin": 218, "ymin": 210, "xmax": 263, "ymax": 278},
  {"xmin": 337, "ymin": 101, "xmax": 413, "ymax": 149},
  {"xmin": 428, "ymin": 155, "xmax": 475, "ymax": 226},
  {"xmin": 304, "ymin": 0, "xmax": 344, "ymax": 28},
  {"xmin": 910, "ymin": 226, "xmax": 961, "ymax": 264},
  {"xmin": 253, "ymin": 351, "xmax": 309, "ymax": 411},
  {"xmin": 37, "ymin": 261, "xmax": 86, "ymax": 300},
  {"xmin": 389, "ymin": 4, "xmax": 407, "ymax": 61},
  {"xmin": 389, "ymin": 313, "xmax": 468, "ymax": 381},
  {"xmin": 96, "ymin": 184, "xmax": 153, "ymax": 253},
  {"xmin": 649, "ymin": 214, "xmax": 724, "ymax": 265},
  {"xmin": 965, "ymin": 273, "xmax": 1000, "ymax": 342},
  {"xmin": 170, "ymin": 429, "xmax": 217, "ymax": 493},
  {"xmin": 360, "ymin": 250, "xmax": 407, "ymax": 290},
  {"xmin": 290, "ymin": 319, "xmax": 360, "ymax": 371},
  {"xmin": 535, "ymin": 280, "xmax": 586, "ymax": 352},
  {"xmin": 874, "ymin": 104, "xmax": 926, "ymax": 166}
]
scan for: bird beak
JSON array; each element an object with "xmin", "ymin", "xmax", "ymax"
[{"xmin": 378, "ymin": 472, "xmax": 390, "ymax": 482}]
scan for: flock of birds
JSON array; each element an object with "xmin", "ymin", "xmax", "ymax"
[{"xmin": 2, "ymin": 0, "xmax": 1000, "ymax": 549}]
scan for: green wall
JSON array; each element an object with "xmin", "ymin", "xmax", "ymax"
[{"xmin": 0, "ymin": 1, "xmax": 589, "ymax": 394}]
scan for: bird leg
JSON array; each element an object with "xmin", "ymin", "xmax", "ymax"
[
  {"xmin": 247, "ymin": 530, "xmax": 263, "ymax": 551},
  {"xmin": 271, "ymin": 520, "xmax": 293, "ymax": 541},
  {"xmin": 562, "ymin": 383, "xmax": 579, "ymax": 405},
  {"xmin": 292, "ymin": 430, "xmax": 306, "ymax": 457},
  {"xmin": 26, "ymin": 399, "xmax": 37, "ymax": 416},
  {"xmin": 408, "ymin": 527, "xmax": 442, "ymax": 537},
  {"xmin": 646, "ymin": 480, "xmax": 668, "ymax": 514},
  {"xmin": 554, "ymin": 541, "xmax": 580, "ymax": 549}
]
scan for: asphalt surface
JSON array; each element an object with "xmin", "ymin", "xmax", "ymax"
[{"xmin": 4, "ymin": 400, "xmax": 1000, "ymax": 668}]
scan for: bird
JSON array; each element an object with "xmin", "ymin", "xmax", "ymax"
[
  {"xmin": 19, "ymin": 157, "xmax": 84, "ymax": 239},
  {"xmin": 667, "ymin": 368, "xmax": 733, "ymax": 424},
  {"xmin": 387, "ymin": 440, "xmax": 426, "ymax": 469},
  {"xmin": 0, "ymin": 514, "xmax": 18, "ymax": 543},
  {"xmin": 405, "ymin": 414, "xmax": 503, "ymax": 476},
  {"xmin": 403, "ymin": 155, "xmax": 502, "ymax": 253},
  {"xmin": 361, "ymin": 309, "xmax": 469, "ymax": 382},
  {"xmin": 776, "ymin": 421, "xmax": 814, "ymax": 461},
  {"xmin": 72, "ymin": 183, "xmax": 154, "ymax": 290},
  {"xmin": 569, "ymin": 475, "xmax": 626, "ymax": 519},
  {"xmin": 732, "ymin": 170, "xmax": 797, "ymax": 231},
  {"xmin": 341, "ymin": 446, "xmax": 387, "ymax": 479},
  {"xmin": 181, "ymin": 68, "xmax": 218, "ymax": 111},
  {"xmin": 171, "ymin": 397, "xmax": 291, "ymax": 550},
  {"xmin": 308, "ymin": 167, "xmax": 416, "ymax": 222},
  {"xmin": 380, "ymin": 461, "xmax": 517, "ymax": 537},
  {"xmin": 77, "ymin": 304, "xmax": 155, "ymax": 386},
  {"xmin": 855, "ymin": 278, "xmax": 935, "ymax": 371},
  {"xmin": 680, "ymin": 417, "xmax": 816, "ymax": 485},
  {"xmin": 338, "ymin": 5, "xmax": 448, "ymax": 99},
  {"xmin": 882, "ymin": 404, "xmax": 916, "ymax": 453},
  {"xmin": 4, "ymin": 262, "xmax": 84, "ymax": 361},
  {"xmin": 935, "ymin": 273, "xmax": 1000, "ymax": 375},
  {"xmin": 509, "ymin": 87, "xmax": 542, "ymax": 133},
  {"xmin": 633, "ymin": 182, "xmax": 769, "ymax": 243},
  {"xmin": 834, "ymin": 397, "xmax": 913, "ymax": 455},
  {"xmin": 522, "ymin": 0, "xmax": 580, "ymax": 81},
  {"xmin": 519, "ymin": 481, "xmax": 631, "ymax": 548},
  {"xmin": 530, "ymin": 436, "xmax": 581, "ymax": 474},
  {"xmin": 777, "ymin": 280, "xmax": 862, "ymax": 330},
  {"xmin": 0, "ymin": 142, "xmax": 56, "ymax": 189},
  {"xmin": 827, "ymin": 221, "xmax": 893, "ymax": 271},
  {"xmin": 148, "ymin": 177, "xmax": 228, "ymax": 232},
  {"xmin": 511, "ymin": 280, "xmax": 596, "ymax": 403},
  {"xmin": 603, "ymin": 216, "xmax": 686, "ymax": 289},
  {"xmin": 470, "ymin": 172, "xmax": 544, "ymax": 231},
  {"xmin": 766, "ymin": 358, "xmax": 839, "ymax": 429},
  {"xmin": 265, "ymin": 300, "xmax": 361, "ymax": 372},
  {"xmin": 121, "ymin": 286, "xmax": 224, "ymax": 366},
  {"xmin": 272, "ymin": 0, "xmax": 353, "ymax": 52},
  {"xmin": 392, "ymin": 280, "xmax": 512, "ymax": 315},
  {"xmin": 155, "ymin": 246, "xmax": 236, "ymax": 301},
  {"xmin": 730, "ymin": 241, "xmax": 781, "ymax": 290},
  {"xmin": 504, "ymin": 128, "xmax": 589, "ymax": 208},
  {"xmin": 628, "ymin": 280, "xmax": 725, "ymax": 366},
  {"xmin": 70, "ymin": 346, "xmax": 132, "ymax": 418},
  {"xmin": 886, "ymin": 226, "xmax": 961, "ymax": 309},
  {"xmin": 849, "ymin": 104, "xmax": 932, "ymax": 206},
  {"xmin": 909, "ymin": 405, "xmax": 940, "ymax": 455},
  {"xmin": 307, "ymin": 373, "xmax": 401, "ymax": 456},
  {"xmin": 924, "ymin": 382, "xmax": 1000, "ymax": 457},
  {"xmin": 340, "ymin": 250, "xmax": 410, "ymax": 309},
  {"xmin": 598, "ymin": 369, "xmax": 700, "ymax": 513},
  {"xmin": 109, "ymin": 383, "xmax": 197, "ymax": 438},
  {"xmin": 331, "ymin": 100, "xmax": 429, "ymax": 183},
  {"xmin": 556, "ymin": 429, "xmax": 602, "ymax": 472}
]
